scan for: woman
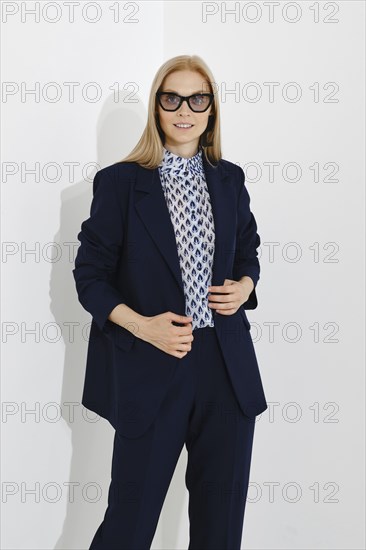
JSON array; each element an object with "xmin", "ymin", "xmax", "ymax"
[{"xmin": 73, "ymin": 54, "xmax": 267, "ymax": 550}]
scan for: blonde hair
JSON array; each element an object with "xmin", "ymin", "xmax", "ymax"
[{"xmin": 118, "ymin": 55, "xmax": 222, "ymax": 169}]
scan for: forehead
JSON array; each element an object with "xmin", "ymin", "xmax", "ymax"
[{"xmin": 162, "ymin": 70, "xmax": 209, "ymax": 95}]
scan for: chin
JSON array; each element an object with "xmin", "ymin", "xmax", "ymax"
[{"xmin": 168, "ymin": 133, "xmax": 201, "ymax": 144}]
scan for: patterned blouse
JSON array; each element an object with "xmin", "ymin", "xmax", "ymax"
[{"xmin": 158, "ymin": 145, "xmax": 216, "ymax": 331}]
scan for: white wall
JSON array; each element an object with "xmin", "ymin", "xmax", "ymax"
[{"xmin": 1, "ymin": 1, "xmax": 365, "ymax": 549}]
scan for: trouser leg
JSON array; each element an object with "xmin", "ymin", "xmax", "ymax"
[
  {"xmin": 185, "ymin": 327, "xmax": 256, "ymax": 550},
  {"xmin": 88, "ymin": 341, "xmax": 198, "ymax": 550}
]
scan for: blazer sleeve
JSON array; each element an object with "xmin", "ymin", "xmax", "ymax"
[
  {"xmin": 232, "ymin": 165, "xmax": 261, "ymax": 310},
  {"xmin": 72, "ymin": 168, "xmax": 126, "ymax": 332}
]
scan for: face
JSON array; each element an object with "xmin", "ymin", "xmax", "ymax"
[{"xmin": 156, "ymin": 69, "xmax": 213, "ymax": 157}]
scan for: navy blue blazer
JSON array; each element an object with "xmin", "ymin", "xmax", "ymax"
[{"xmin": 73, "ymin": 152, "xmax": 267, "ymax": 438}]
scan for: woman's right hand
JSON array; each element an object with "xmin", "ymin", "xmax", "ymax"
[{"xmin": 138, "ymin": 311, "xmax": 194, "ymax": 358}]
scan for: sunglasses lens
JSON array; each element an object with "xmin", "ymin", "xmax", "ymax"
[
  {"xmin": 188, "ymin": 95, "xmax": 211, "ymax": 111},
  {"xmin": 159, "ymin": 94, "xmax": 181, "ymax": 110}
]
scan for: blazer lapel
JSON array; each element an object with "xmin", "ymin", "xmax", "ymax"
[{"xmin": 134, "ymin": 152, "xmax": 234, "ymax": 297}]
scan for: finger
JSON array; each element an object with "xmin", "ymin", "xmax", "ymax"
[
  {"xmin": 208, "ymin": 294, "xmax": 234, "ymax": 303},
  {"xmin": 208, "ymin": 285, "xmax": 221, "ymax": 292},
  {"xmin": 209, "ymin": 301, "xmax": 239, "ymax": 310},
  {"xmin": 170, "ymin": 312, "xmax": 193, "ymax": 322}
]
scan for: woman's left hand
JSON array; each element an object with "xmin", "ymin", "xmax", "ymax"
[{"xmin": 208, "ymin": 277, "xmax": 254, "ymax": 316}]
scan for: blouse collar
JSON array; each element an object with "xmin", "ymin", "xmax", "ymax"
[{"xmin": 158, "ymin": 145, "xmax": 204, "ymax": 178}]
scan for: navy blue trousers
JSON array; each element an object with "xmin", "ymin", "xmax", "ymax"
[{"xmin": 89, "ymin": 326, "xmax": 256, "ymax": 550}]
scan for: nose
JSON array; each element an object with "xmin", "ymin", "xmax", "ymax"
[{"xmin": 177, "ymin": 98, "xmax": 191, "ymax": 115}]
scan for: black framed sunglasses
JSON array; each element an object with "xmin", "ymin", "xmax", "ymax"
[{"xmin": 156, "ymin": 91, "xmax": 214, "ymax": 113}]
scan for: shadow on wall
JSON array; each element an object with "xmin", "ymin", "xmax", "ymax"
[{"xmin": 51, "ymin": 91, "xmax": 189, "ymax": 550}]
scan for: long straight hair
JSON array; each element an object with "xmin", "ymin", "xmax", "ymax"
[{"xmin": 118, "ymin": 55, "xmax": 222, "ymax": 169}]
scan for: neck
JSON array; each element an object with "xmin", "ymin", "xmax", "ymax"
[{"xmin": 163, "ymin": 142, "xmax": 200, "ymax": 159}]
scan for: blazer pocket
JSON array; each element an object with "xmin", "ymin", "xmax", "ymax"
[
  {"xmin": 239, "ymin": 306, "xmax": 251, "ymax": 331},
  {"xmin": 103, "ymin": 319, "xmax": 136, "ymax": 352},
  {"xmin": 114, "ymin": 324, "xmax": 136, "ymax": 351}
]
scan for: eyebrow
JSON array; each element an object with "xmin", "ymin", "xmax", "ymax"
[{"xmin": 162, "ymin": 89, "xmax": 205, "ymax": 95}]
